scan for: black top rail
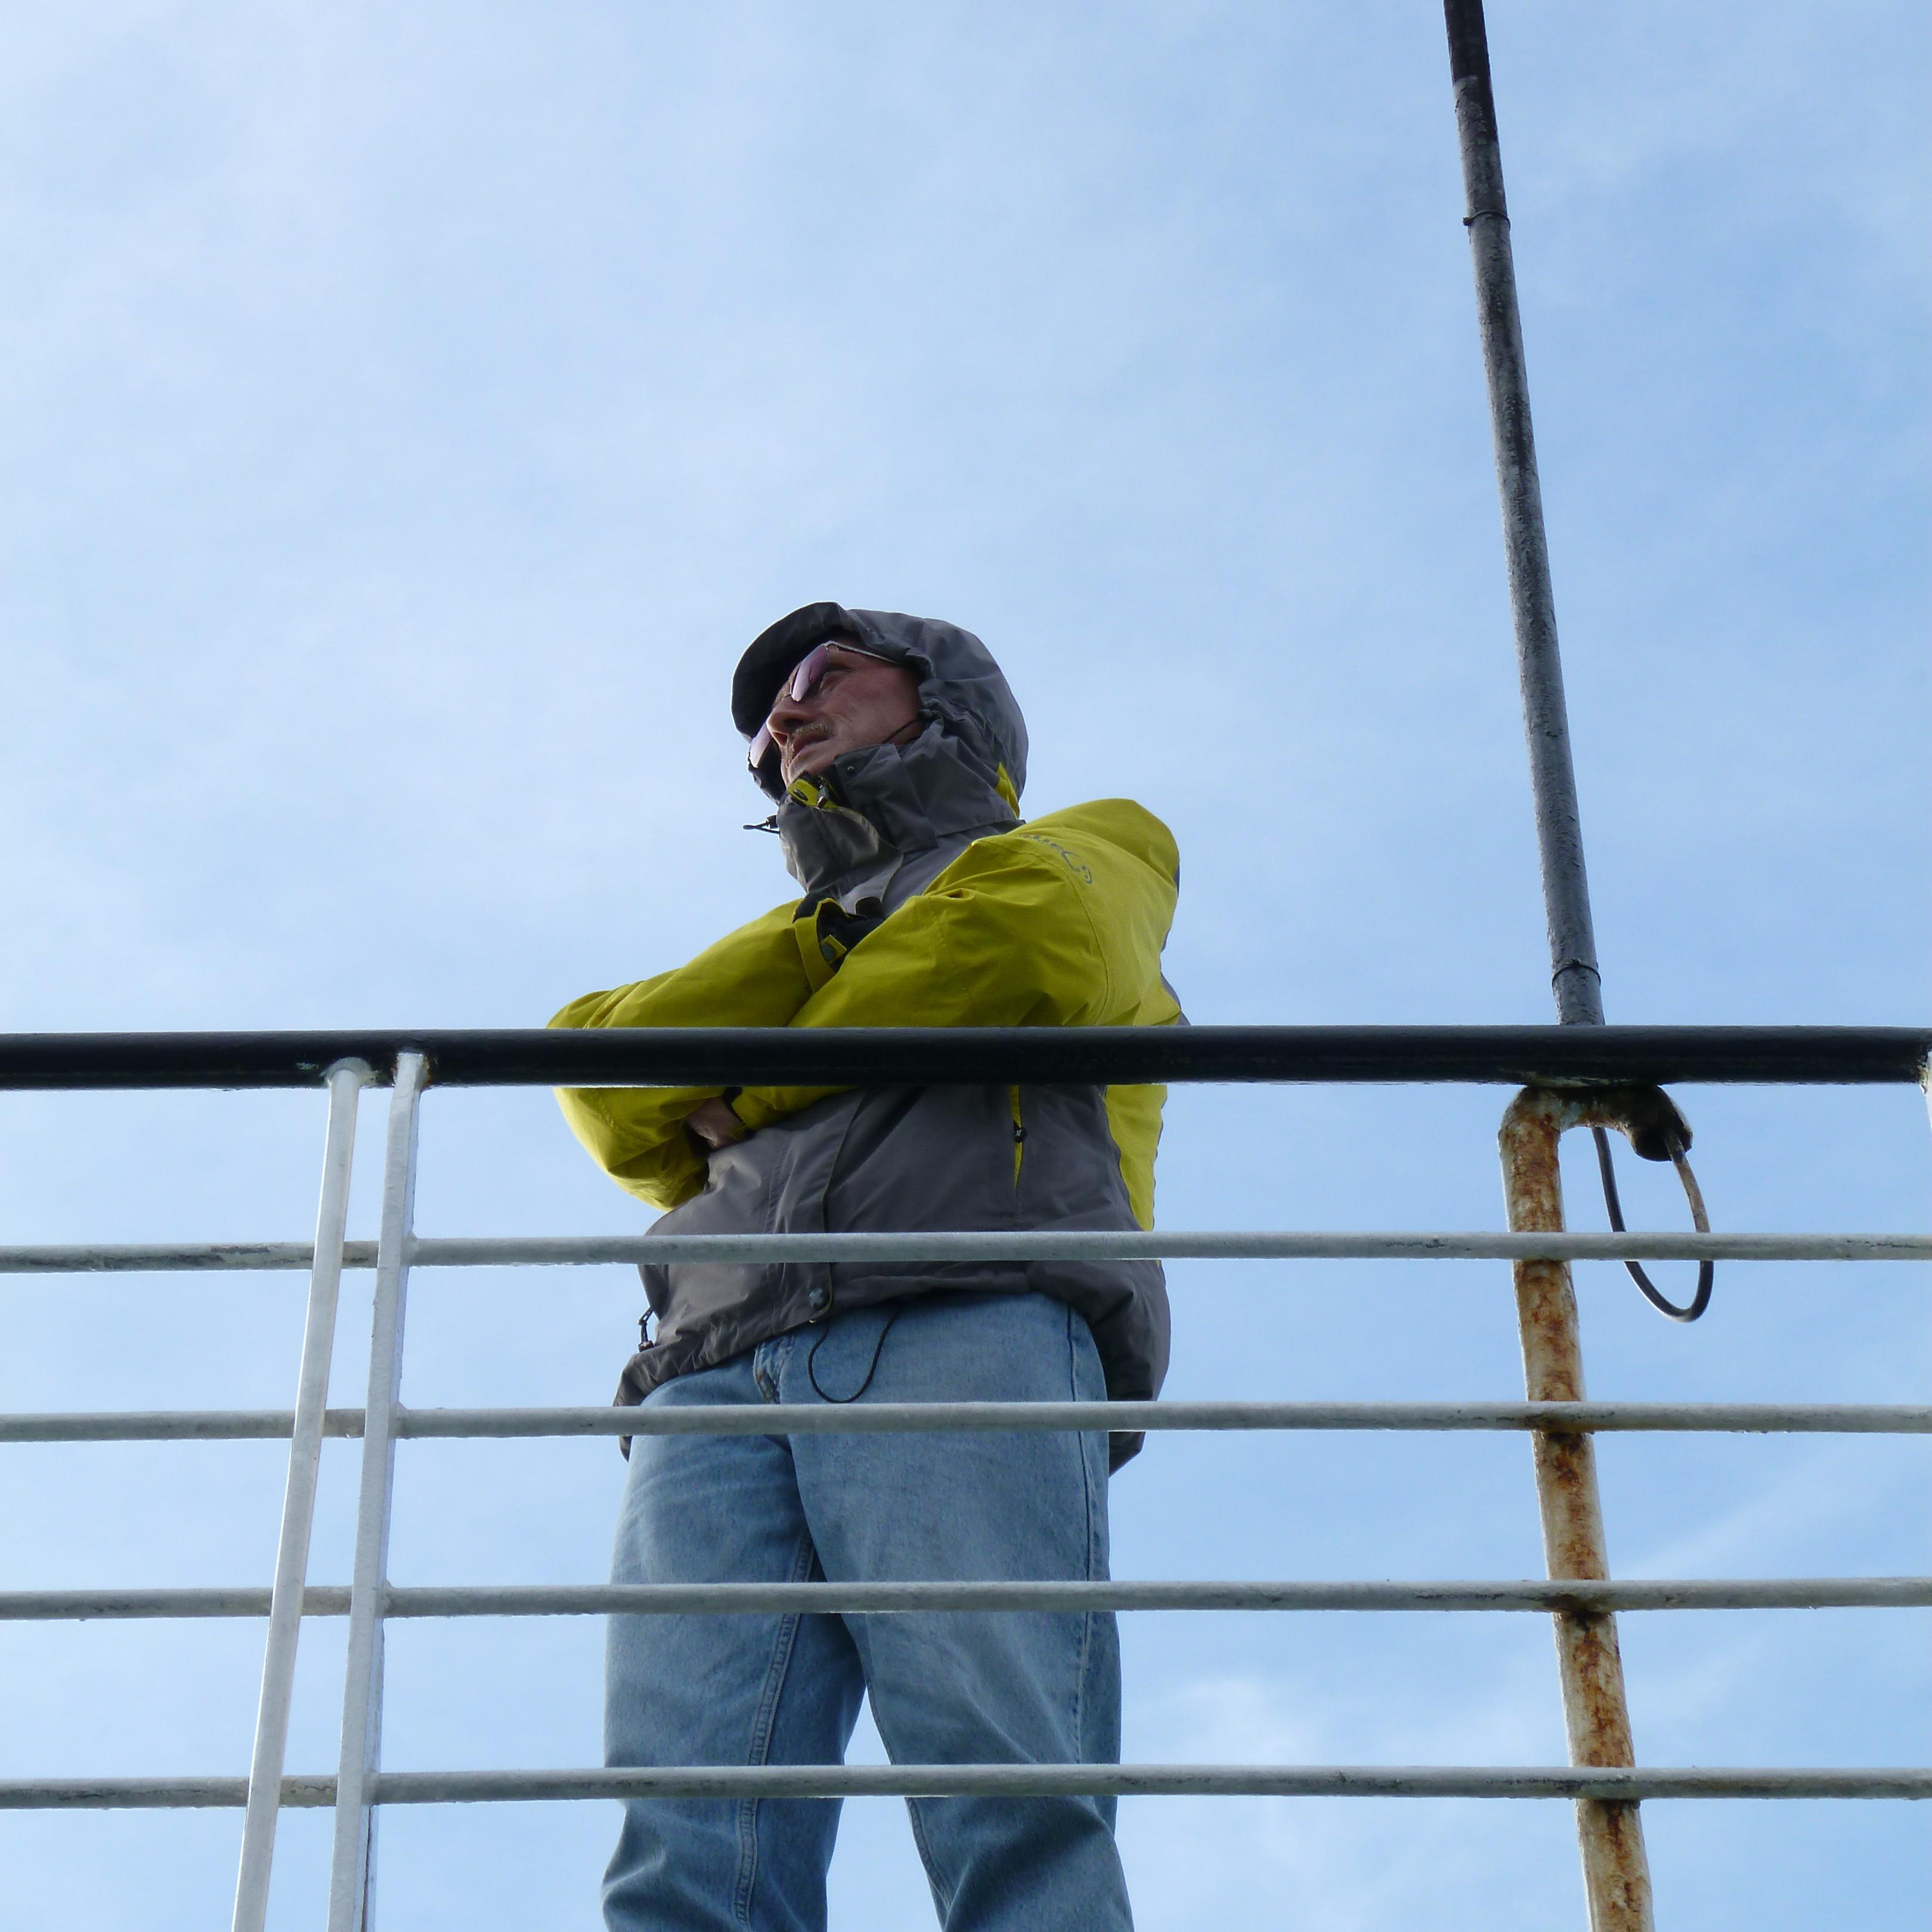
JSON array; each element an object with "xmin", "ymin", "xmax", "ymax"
[{"xmin": 0, "ymin": 1027, "xmax": 1925, "ymax": 1092}]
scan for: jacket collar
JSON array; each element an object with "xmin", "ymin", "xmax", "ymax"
[{"xmin": 776, "ymin": 722, "xmax": 1020, "ymax": 898}]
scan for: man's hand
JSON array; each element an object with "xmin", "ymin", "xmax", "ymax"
[{"xmin": 686, "ymin": 1097, "xmax": 746, "ymax": 1151}]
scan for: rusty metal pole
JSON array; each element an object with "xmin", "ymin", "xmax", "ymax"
[
  {"xmin": 1440, "ymin": 4, "xmax": 1662, "ymax": 1919},
  {"xmin": 1502, "ymin": 1089, "xmax": 1656, "ymax": 1931}
]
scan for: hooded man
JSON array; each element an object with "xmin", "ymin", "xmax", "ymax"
[{"xmin": 552, "ymin": 604, "xmax": 1182, "ymax": 1932}]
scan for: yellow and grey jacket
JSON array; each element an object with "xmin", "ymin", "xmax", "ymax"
[{"xmin": 552, "ymin": 605, "xmax": 1181, "ymax": 1466}]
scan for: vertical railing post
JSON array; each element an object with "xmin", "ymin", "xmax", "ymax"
[
  {"xmin": 328, "ymin": 1051, "xmax": 427, "ymax": 1932},
  {"xmin": 232, "ymin": 1058, "xmax": 371, "ymax": 1932},
  {"xmin": 1500, "ymin": 1088, "xmax": 1654, "ymax": 1932}
]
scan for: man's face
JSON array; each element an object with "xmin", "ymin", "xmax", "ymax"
[{"xmin": 764, "ymin": 644, "xmax": 924, "ymax": 786}]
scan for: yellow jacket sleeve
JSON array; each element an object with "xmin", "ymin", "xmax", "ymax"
[
  {"xmin": 548, "ymin": 900, "xmax": 811, "ymax": 1208},
  {"xmin": 731, "ymin": 801, "xmax": 1179, "ymax": 1131}
]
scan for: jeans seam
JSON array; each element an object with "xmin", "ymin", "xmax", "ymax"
[
  {"xmin": 905, "ymin": 1798, "xmax": 958, "ymax": 1922},
  {"xmin": 730, "ymin": 1525, "xmax": 821, "ymax": 1924},
  {"xmin": 1070, "ymin": 1304, "xmax": 1098, "ymax": 1760}
]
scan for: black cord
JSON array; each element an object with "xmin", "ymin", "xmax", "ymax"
[
  {"xmin": 1593, "ymin": 1125, "xmax": 1714, "ymax": 1323},
  {"xmin": 806, "ymin": 1299, "xmax": 905, "ymax": 1403}
]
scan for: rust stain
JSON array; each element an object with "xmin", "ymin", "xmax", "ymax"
[
  {"xmin": 1500, "ymin": 1086, "xmax": 1668, "ymax": 1932},
  {"xmin": 1575, "ymin": 1800, "xmax": 1652, "ymax": 1932}
]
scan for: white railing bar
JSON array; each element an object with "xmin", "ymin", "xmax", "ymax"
[
  {"xmin": 399, "ymin": 1398, "xmax": 1932, "ymax": 1439},
  {"xmin": 233, "ymin": 1061, "xmax": 370, "ymax": 1932},
  {"xmin": 0, "ymin": 1410, "xmax": 364, "ymax": 1441},
  {"xmin": 4, "ymin": 1765, "xmax": 1925, "ymax": 1809},
  {"xmin": 385, "ymin": 1577, "xmax": 1932, "ymax": 1615},
  {"xmin": 328, "ymin": 1052, "xmax": 424, "ymax": 1932},
  {"xmin": 1, "ymin": 1589, "xmax": 338, "ymax": 1619},
  {"xmin": 7, "ymin": 1400, "xmax": 1930, "ymax": 1444},
  {"xmin": 4, "ymin": 1230, "xmax": 1928, "ymax": 1274},
  {"xmin": 0, "ymin": 1243, "xmax": 374, "ymax": 1274},
  {"xmin": 6, "ymin": 1577, "xmax": 1927, "ymax": 1621},
  {"xmin": 408, "ymin": 1231, "xmax": 1932, "ymax": 1265}
]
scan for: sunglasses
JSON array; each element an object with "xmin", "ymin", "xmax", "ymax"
[{"xmin": 747, "ymin": 640, "xmax": 897, "ymax": 773}]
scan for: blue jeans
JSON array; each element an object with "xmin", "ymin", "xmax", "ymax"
[{"xmin": 603, "ymin": 1291, "xmax": 1132, "ymax": 1932}]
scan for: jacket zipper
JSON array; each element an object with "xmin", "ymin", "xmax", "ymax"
[{"xmin": 1008, "ymin": 1084, "xmax": 1026, "ymax": 1187}]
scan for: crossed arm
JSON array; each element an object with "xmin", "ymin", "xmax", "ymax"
[
  {"xmin": 548, "ymin": 899, "xmax": 809, "ymax": 1206},
  {"xmin": 550, "ymin": 809, "xmax": 1174, "ymax": 1210}
]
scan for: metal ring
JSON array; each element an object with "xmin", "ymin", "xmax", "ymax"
[{"xmin": 1591, "ymin": 1125, "xmax": 1714, "ymax": 1323}]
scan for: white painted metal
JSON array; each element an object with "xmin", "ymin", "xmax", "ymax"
[
  {"xmin": 232, "ymin": 1060, "xmax": 371, "ymax": 1932},
  {"xmin": 370, "ymin": 1763, "xmax": 1932, "ymax": 1803},
  {"xmin": 398, "ymin": 1397, "xmax": 1927, "ymax": 1439},
  {"xmin": 407, "ymin": 1230, "xmax": 1932, "ymax": 1264},
  {"xmin": 3, "ymin": 1228, "xmax": 1928, "ymax": 1273},
  {"xmin": 374, "ymin": 1577, "xmax": 1932, "ymax": 1615},
  {"xmin": 0, "ymin": 1241, "xmax": 368, "ymax": 1274},
  {"xmin": 5, "ymin": 1764, "xmax": 1927, "ymax": 1810},
  {"xmin": 7, "ymin": 1397, "xmax": 1929, "ymax": 1445},
  {"xmin": 7, "ymin": 1576, "xmax": 1926, "ymax": 1623},
  {"xmin": 327, "ymin": 1052, "xmax": 425, "ymax": 1932}
]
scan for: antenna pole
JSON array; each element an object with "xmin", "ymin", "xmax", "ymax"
[
  {"xmin": 1443, "ymin": 0, "xmax": 1603, "ymax": 1026},
  {"xmin": 1444, "ymin": 10, "xmax": 1658, "ymax": 1928}
]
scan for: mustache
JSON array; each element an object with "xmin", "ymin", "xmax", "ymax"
[{"xmin": 779, "ymin": 727, "xmax": 834, "ymax": 777}]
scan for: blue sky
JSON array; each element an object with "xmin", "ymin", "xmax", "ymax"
[{"xmin": 2, "ymin": 2, "xmax": 1926, "ymax": 1927}]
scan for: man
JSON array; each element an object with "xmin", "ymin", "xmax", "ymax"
[{"xmin": 552, "ymin": 603, "xmax": 1181, "ymax": 1932}]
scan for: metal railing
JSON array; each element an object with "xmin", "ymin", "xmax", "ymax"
[{"xmin": 1, "ymin": 1026, "xmax": 1927, "ymax": 1932}]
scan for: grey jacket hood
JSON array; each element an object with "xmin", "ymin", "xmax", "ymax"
[{"xmin": 733, "ymin": 605, "xmax": 1029, "ymax": 896}]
